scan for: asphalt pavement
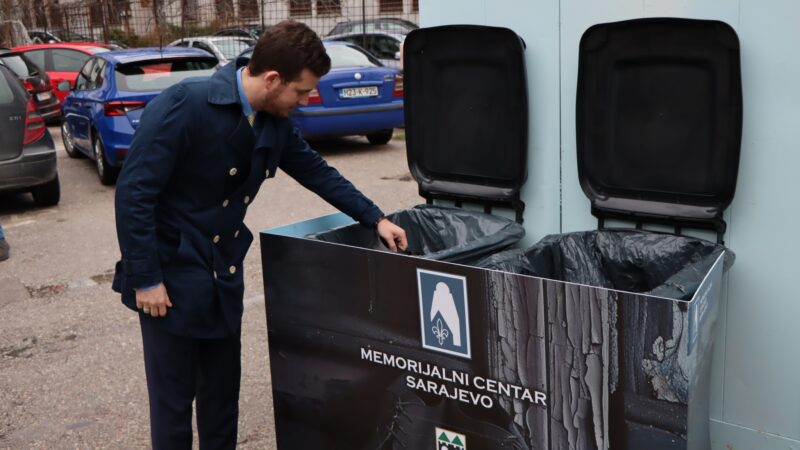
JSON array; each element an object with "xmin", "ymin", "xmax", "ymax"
[{"xmin": 0, "ymin": 125, "xmax": 420, "ymax": 449}]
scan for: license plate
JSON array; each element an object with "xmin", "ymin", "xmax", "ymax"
[
  {"xmin": 340, "ymin": 86, "xmax": 379, "ymax": 99},
  {"xmin": 37, "ymin": 91, "xmax": 52, "ymax": 101}
]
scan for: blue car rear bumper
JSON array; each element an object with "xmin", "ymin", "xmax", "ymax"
[{"xmin": 291, "ymin": 101, "xmax": 404, "ymax": 138}]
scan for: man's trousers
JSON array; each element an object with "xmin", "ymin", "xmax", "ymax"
[{"xmin": 139, "ymin": 315, "xmax": 241, "ymax": 450}]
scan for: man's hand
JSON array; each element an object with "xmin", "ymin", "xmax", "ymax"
[
  {"xmin": 377, "ymin": 218, "xmax": 408, "ymax": 252},
  {"xmin": 135, "ymin": 283, "xmax": 173, "ymax": 318}
]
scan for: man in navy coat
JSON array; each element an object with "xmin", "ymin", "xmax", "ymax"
[{"xmin": 113, "ymin": 21, "xmax": 407, "ymax": 449}]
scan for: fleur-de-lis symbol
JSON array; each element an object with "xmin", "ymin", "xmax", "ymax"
[{"xmin": 432, "ymin": 318, "xmax": 449, "ymax": 346}]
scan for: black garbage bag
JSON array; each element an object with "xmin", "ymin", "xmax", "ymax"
[
  {"xmin": 307, "ymin": 204, "xmax": 525, "ymax": 264},
  {"xmin": 478, "ymin": 230, "xmax": 734, "ymax": 300}
]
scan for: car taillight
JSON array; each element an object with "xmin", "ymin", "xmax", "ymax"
[
  {"xmin": 104, "ymin": 100, "xmax": 146, "ymax": 116},
  {"xmin": 23, "ymin": 97, "xmax": 45, "ymax": 145},
  {"xmin": 393, "ymin": 74, "xmax": 403, "ymax": 97},
  {"xmin": 308, "ymin": 88, "xmax": 322, "ymax": 104},
  {"xmin": 22, "ymin": 80, "xmax": 34, "ymax": 91}
]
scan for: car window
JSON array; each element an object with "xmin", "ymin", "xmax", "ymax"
[
  {"xmin": 115, "ymin": 57, "xmax": 217, "ymax": 92},
  {"xmin": 23, "ymin": 49, "xmax": 47, "ymax": 70},
  {"xmin": 52, "ymin": 49, "xmax": 91, "ymax": 72},
  {"xmin": 89, "ymin": 47, "xmax": 111, "ymax": 54},
  {"xmin": 371, "ymin": 36, "xmax": 400, "ymax": 59},
  {"xmin": 214, "ymin": 39, "xmax": 254, "ymax": 60},
  {"xmin": 88, "ymin": 58, "xmax": 106, "ymax": 89},
  {"xmin": 0, "ymin": 70, "xmax": 14, "ymax": 104},
  {"xmin": 325, "ymin": 44, "xmax": 380, "ymax": 68},
  {"xmin": 74, "ymin": 58, "xmax": 95, "ymax": 90},
  {"xmin": 192, "ymin": 41, "xmax": 215, "ymax": 56},
  {"xmin": 172, "ymin": 40, "xmax": 190, "ymax": 48},
  {"xmin": 0, "ymin": 54, "xmax": 39, "ymax": 78}
]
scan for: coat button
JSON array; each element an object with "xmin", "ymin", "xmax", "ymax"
[
  {"xmin": 234, "ymin": 230, "xmax": 240, "ymax": 238},
  {"xmin": 229, "ymin": 265, "xmax": 236, "ymax": 274},
  {"xmin": 243, "ymin": 195, "xmax": 250, "ymax": 205},
  {"xmin": 229, "ymin": 167, "xmax": 238, "ymax": 176},
  {"xmin": 222, "ymin": 199, "xmax": 229, "ymax": 207},
  {"xmin": 213, "ymin": 235, "xmax": 220, "ymax": 244}
]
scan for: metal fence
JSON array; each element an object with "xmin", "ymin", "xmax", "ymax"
[{"xmin": 0, "ymin": 0, "xmax": 419, "ymax": 47}]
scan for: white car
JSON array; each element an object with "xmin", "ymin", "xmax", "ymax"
[
  {"xmin": 167, "ymin": 36, "xmax": 256, "ymax": 68},
  {"xmin": 325, "ymin": 32, "xmax": 405, "ymax": 70}
]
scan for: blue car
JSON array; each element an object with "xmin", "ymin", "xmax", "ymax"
[
  {"xmin": 60, "ymin": 47, "xmax": 217, "ymax": 184},
  {"xmin": 241, "ymin": 41, "xmax": 404, "ymax": 144}
]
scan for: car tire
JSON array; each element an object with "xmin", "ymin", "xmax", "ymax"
[
  {"xmin": 62, "ymin": 121, "xmax": 82, "ymax": 158},
  {"xmin": 31, "ymin": 174, "xmax": 61, "ymax": 206},
  {"xmin": 366, "ymin": 129, "xmax": 393, "ymax": 145},
  {"xmin": 93, "ymin": 133, "xmax": 119, "ymax": 185}
]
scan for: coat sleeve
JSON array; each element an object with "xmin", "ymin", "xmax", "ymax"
[
  {"xmin": 114, "ymin": 84, "xmax": 192, "ymax": 289},
  {"xmin": 278, "ymin": 126, "xmax": 384, "ymax": 227}
]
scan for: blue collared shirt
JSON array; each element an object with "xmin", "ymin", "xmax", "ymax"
[{"xmin": 236, "ymin": 67, "xmax": 255, "ymax": 118}]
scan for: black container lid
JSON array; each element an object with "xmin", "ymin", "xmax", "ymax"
[
  {"xmin": 403, "ymin": 25, "xmax": 528, "ymax": 222},
  {"xmin": 576, "ymin": 18, "xmax": 742, "ymax": 237}
]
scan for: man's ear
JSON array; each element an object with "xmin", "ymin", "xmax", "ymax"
[{"xmin": 263, "ymin": 70, "xmax": 281, "ymax": 91}]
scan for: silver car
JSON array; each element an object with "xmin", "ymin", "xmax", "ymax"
[
  {"xmin": 0, "ymin": 64, "xmax": 59, "ymax": 206},
  {"xmin": 167, "ymin": 36, "xmax": 256, "ymax": 68}
]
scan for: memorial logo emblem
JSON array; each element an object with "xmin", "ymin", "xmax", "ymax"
[
  {"xmin": 417, "ymin": 269, "xmax": 470, "ymax": 359},
  {"xmin": 435, "ymin": 427, "xmax": 466, "ymax": 450}
]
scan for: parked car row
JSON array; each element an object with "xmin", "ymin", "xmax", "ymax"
[
  {"xmin": 0, "ymin": 64, "xmax": 60, "ymax": 206},
  {"xmin": 1, "ymin": 19, "xmax": 414, "ymax": 190},
  {"xmin": 60, "ymin": 48, "xmax": 217, "ymax": 185},
  {"xmin": 240, "ymin": 41, "xmax": 404, "ymax": 145}
]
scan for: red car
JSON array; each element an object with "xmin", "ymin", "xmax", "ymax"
[{"xmin": 12, "ymin": 43, "xmax": 113, "ymax": 103}]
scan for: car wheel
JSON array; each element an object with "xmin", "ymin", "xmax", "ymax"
[
  {"xmin": 366, "ymin": 129, "xmax": 393, "ymax": 145},
  {"xmin": 62, "ymin": 121, "xmax": 82, "ymax": 158},
  {"xmin": 31, "ymin": 174, "xmax": 61, "ymax": 206},
  {"xmin": 93, "ymin": 133, "xmax": 119, "ymax": 185}
]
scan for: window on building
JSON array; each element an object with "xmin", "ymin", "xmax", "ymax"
[
  {"xmin": 379, "ymin": 0, "xmax": 402, "ymax": 13},
  {"xmin": 106, "ymin": 0, "xmax": 130, "ymax": 26},
  {"xmin": 182, "ymin": 0, "xmax": 198, "ymax": 22},
  {"xmin": 49, "ymin": 6, "xmax": 64, "ymax": 29},
  {"xmin": 317, "ymin": 0, "xmax": 340, "ymax": 16},
  {"xmin": 412, "ymin": 0, "xmax": 418, "ymax": 12},
  {"xmin": 33, "ymin": 0, "xmax": 47, "ymax": 27},
  {"xmin": 89, "ymin": 3, "xmax": 103, "ymax": 26},
  {"xmin": 239, "ymin": 0, "xmax": 259, "ymax": 19},
  {"xmin": 215, "ymin": 0, "xmax": 234, "ymax": 21},
  {"xmin": 289, "ymin": 0, "xmax": 311, "ymax": 17}
]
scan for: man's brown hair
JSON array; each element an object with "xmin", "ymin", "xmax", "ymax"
[{"xmin": 247, "ymin": 20, "xmax": 331, "ymax": 81}]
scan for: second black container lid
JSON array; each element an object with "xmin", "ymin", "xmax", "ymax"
[{"xmin": 576, "ymin": 18, "xmax": 743, "ymax": 237}]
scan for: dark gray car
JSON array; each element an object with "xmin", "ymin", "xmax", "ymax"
[{"xmin": 0, "ymin": 64, "xmax": 60, "ymax": 206}]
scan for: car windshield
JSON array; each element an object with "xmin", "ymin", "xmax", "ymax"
[
  {"xmin": 326, "ymin": 44, "xmax": 380, "ymax": 69},
  {"xmin": 115, "ymin": 57, "xmax": 217, "ymax": 92},
  {"xmin": 89, "ymin": 47, "xmax": 111, "ymax": 54},
  {"xmin": 0, "ymin": 54, "xmax": 39, "ymax": 78},
  {"xmin": 214, "ymin": 39, "xmax": 255, "ymax": 60}
]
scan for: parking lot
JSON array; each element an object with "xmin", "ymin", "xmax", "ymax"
[{"xmin": 0, "ymin": 125, "xmax": 419, "ymax": 449}]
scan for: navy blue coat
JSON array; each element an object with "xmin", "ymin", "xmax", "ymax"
[{"xmin": 113, "ymin": 58, "xmax": 383, "ymax": 338}]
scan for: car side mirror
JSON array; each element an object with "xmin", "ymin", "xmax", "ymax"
[{"xmin": 56, "ymin": 80, "xmax": 71, "ymax": 92}]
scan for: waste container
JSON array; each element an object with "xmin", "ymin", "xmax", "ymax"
[
  {"xmin": 259, "ymin": 18, "xmax": 742, "ymax": 450},
  {"xmin": 478, "ymin": 230, "xmax": 735, "ymax": 448},
  {"xmin": 308, "ymin": 204, "xmax": 526, "ymax": 264},
  {"xmin": 481, "ymin": 17, "xmax": 742, "ymax": 449}
]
